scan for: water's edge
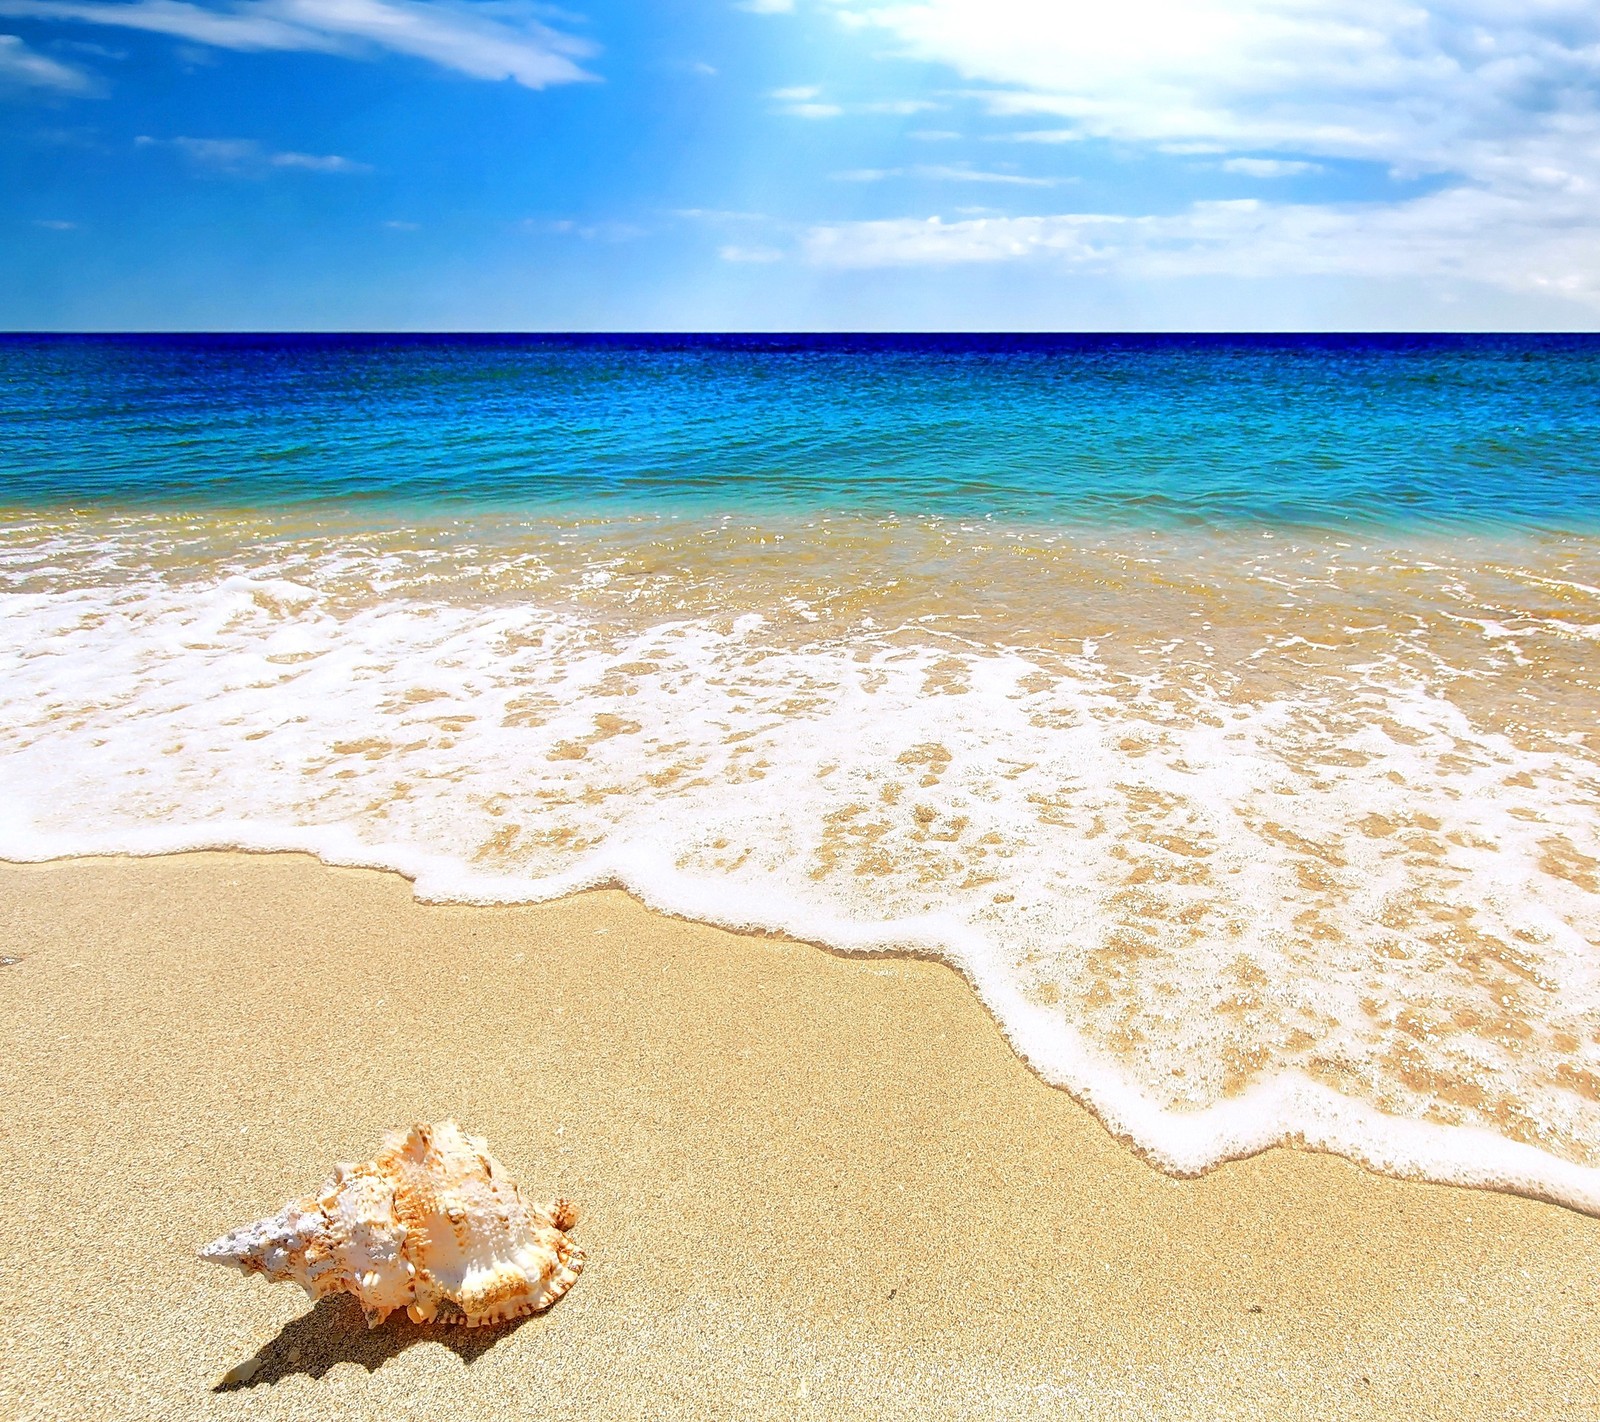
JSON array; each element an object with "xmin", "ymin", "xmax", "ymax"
[{"xmin": 12, "ymin": 838, "xmax": 1600, "ymax": 1219}]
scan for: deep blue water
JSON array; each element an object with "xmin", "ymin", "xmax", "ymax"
[{"xmin": 2, "ymin": 334, "xmax": 1599, "ymax": 533}]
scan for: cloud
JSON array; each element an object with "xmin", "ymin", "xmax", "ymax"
[
  {"xmin": 816, "ymin": 0, "xmax": 1600, "ymax": 305},
  {"xmin": 270, "ymin": 148, "xmax": 364, "ymax": 170},
  {"xmin": 530, "ymin": 217, "xmax": 645, "ymax": 241},
  {"xmin": 0, "ymin": 0, "xmax": 596, "ymax": 87},
  {"xmin": 834, "ymin": 162, "xmax": 1066, "ymax": 186},
  {"xmin": 719, "ymin": 243, "xmax": 783, "ymax": 262},
  {"xmin": 825, "ymin": 1, "xmax": 1600, "ymax": 168},
  {"xmin": 32, "ymin": 217, "xmax": 78, "ymax": 227},
  {"xmin": 769, "ymin": 83, "xmax": 841, "ymax": 117},
  {"xmin": 799, "ymin": 187, "xmax": 1600, "ymax": 304},
  {"xmin": 771, "ymin": 84, "xmax": 945, "ymax": 119},
  {"xmin": 674, "ymin": 207, "xmax": 768, "ymax": 222},
  {"xmin": 802, "ymin": 212, "xmax": 1108, "ymax": 266},
  {"xmin": 859, "ymin": 98, "xmax": 935, "ymax": 114},
  {"xmin": 738, "ymin": 0, "xmax": 793, "ymax": 12},
  {"xmin": 135, "ymin": 133, "xmax": 370, "ymax": 171},
  {"xmin": 55, "ymin": 34, "xmax": 121, "ymax": 53},
  {"xmin": 1220, "ymin": 157, "xmax": 1323, "ymax": 178},
  {"xmin": 998, "ymin": 129, "xmax": 1081, "ymax": 144},
  {"xmin": 0, "ymin": 29, "xmax": 92, "ymax": 87}
]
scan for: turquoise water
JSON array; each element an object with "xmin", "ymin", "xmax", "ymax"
[
  {"xmin": 3, "ymin": 334, "xmax": 1600, "ymax": 1212},
  {"xmin": 3, "ymin": 334, "xmax": 1599, "ymax": 531}
]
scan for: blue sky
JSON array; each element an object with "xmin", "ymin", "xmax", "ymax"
[{"xmin": 4, "ymin": 0, "xmax": 1600, "ymax": 329}]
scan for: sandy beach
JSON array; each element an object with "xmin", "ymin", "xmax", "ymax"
[{"xmin": 2, "ymin": 850, "xmax": 1597, "ymax": 1421}]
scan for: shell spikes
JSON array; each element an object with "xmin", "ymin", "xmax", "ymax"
[{"xmin": 199, "ymin": 1120, "xmax": 583, "ymax": 1328}]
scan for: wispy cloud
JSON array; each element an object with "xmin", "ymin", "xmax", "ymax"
[
  {"xmin": 818, "ymin": 0, "xmax": 1600, "ymax": 306},
  {"xmin": 271, "ymin": 148, "xmax": 364, "ymax": 170},
  {"xmin": 719, "ymin": 243, "xmax": 783, "ymax": 262},
  {"xmin": 135, "ymin": 133, "xmax": 370, "ymax": 172},
  {"xmin": 0, "ymin": 30, "xmax": 92, "ymax": 87},
  {"xmin": 32, "ymin": 217, "xmax": 79, "ymax": 228},
  {"xmin": 859, "ymin": 98, "xmax": 935, "ymax": 115},
  {"xmin": 827, "ymin": 0, "xmax": 1600, "ymax": 172},
  {"xmin": 834, "ymin": 162, "xmax": 1066, "ymax": 186},
  {"xmin": 769, "ymin": 83, "xmax": 840, "ymax": 118},
  {"xmin": 0, "ymin": 0, "xmax": 596, "ymax": 87},
  {"xmin": 738, "ymin": 0, "xmax": 793, "ymax": 12},
  {"xmin": 798, "ymin": 187, "xmax": 1600, "ymax": 306},
  {"xmin": 1220, "ymin": 157, "xmax": 1322, "ymax": 178},
  {"xmin": 673, "ymin": 207, "xmax": 769, "ymax": 222},
  {"xmin": 529, "ymin": 217, "xmax": 646, "ymax": 241},
  {"xmin": 998, "ymin": 129, "xmax": 1080, "ymax": 144},
  {"xmin": 770, "ymin": 83, "xmax": 936, "ymax": 120}
]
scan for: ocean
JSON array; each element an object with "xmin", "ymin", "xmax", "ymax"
[{"xmin": 3, "ymin": 334, "xmax": 1598, "ymax": 1209}]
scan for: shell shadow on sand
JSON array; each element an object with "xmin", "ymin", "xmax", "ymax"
[{"xmin": 213, "ymin": 1293, "xmax": 536, "ymax": 1391}]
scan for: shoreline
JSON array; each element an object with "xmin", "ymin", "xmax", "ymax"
[
  {"xmin": 3, "ymin": 850, "xmax": 1598, "ymax": 1419},
  {"xmin": 8, "ymin": 839, "xmax": 1597, "ymax": 1219}
]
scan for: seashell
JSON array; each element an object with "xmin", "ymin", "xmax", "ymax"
[{"xmin": 199, "ymin": 1119, "xmax": 582, "ymax": 1328}]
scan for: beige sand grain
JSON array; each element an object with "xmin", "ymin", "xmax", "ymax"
[{"xmin": 1, "ymin": 852, "xmax": 1596, "ymax": 1421}]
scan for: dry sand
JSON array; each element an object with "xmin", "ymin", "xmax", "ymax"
[{"xmin": 2, "ymin": 851, "xmax": 1597, "ymax": 1421}]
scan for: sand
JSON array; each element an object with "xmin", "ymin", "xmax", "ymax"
[{"xmin": 1, "ymin": 851, "xmax": 1597, "ymax": 1421}]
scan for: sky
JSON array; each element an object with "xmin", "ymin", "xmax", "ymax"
[{"xmin": 4, "ymin": 0, "xmax": 1600, "ymax": 330}]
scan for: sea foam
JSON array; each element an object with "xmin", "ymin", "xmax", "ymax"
[{"xmin": 3, "ymin": 512, "xmax": 1599, "ymax": 1212}]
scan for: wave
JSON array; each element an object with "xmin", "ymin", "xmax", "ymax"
[{"xmin": 4, "ymin": 511, "xmax": 1600, "ymax": 1212}]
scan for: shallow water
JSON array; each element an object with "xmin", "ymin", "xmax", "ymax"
[{"xmin": 3, "ymin": 336, "xmax": 1598, "ymax": 1208}]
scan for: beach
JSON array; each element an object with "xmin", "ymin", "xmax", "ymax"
[
  {"xmin": 5, "ymin": 335, "xmax": 1600, "ymax": 1418},
  {"xmin": 3, "ymin": 849, "xmax": 1597, "ymax": 1421},
  {"xmin": 7, "ymin": 340, "xmax": 1600, "ymax": 1211}
]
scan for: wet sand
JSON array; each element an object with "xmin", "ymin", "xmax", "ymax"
[{"xmin": 2, "ymin": 851, "xmax": 1596, "ymax": 1420}]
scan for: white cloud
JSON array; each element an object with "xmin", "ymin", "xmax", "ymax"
[
  {"xmin": 269, "ymin": 148, "xmax": 364, "ymax": 170},
  {"xmin": 835, "ymin": 162, "xmax": 1066, "ymax": 186},
  {"xmin": 999, "ymin": 129, "xmax": 1081, "ymax": 144},
  {"xmin": 770, "ymin": 83, "xmax": 934, "ymax": 118},
  {"xmin": 799, "ymin": 187, "xmax": 1600, "ymax": 303},
  {"xmin": 531, "ymin": 218, "xmax": 646, "ymax": 241},
  {"xmin": 826, "ymin": 0, "xmax": 1600, "ymax": 169},
  {"xmin": 768, "ymin": 82, "xmax": 842, "ymax": 117},
  {"xmin": 0, "ymin": 29, "xmax": 91, "ymax": 87},
  {"xmin": 719, "ymin": 243, "xmax": 784, "ymax": 262},
  {"xmin": 32, "ymin": 217, "xmax": 79, "ymax": 227},
  {"xmin": 860, "ymin": 98, "xmax": 935, "ymax": 114},
  {"xmin": 135, "ymin": 133, "xmax": 370, "ymax": 171},
  {"xmin": 803, "ymin": 212, "xmax": 1110, "ymax": 266},
  {"xmin": 814, "ymin": 0, "xmax": 1600, "ymax": 304},
  {"xmin": 1221, "ymin": 157, "xmax": 1323, "ymax": 177},
  {"xmin": 739, "ymin": 0, "xmax": 793, "ymax": 11},
  {"xmin": 913, "ymin": 162, "xmax": 1062, "ymax": 186},
  {"xmin": 674, "ymin": 207, "xmax": 769, "ymax": 222},
  {"xmin": 0, "ymin": 0, "xmax": 596, "ymax": 87}
]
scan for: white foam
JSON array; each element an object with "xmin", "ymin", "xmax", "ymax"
[{"xmin": 4, "ymin": 519, "xmax": 1600, "ymax": 1213}]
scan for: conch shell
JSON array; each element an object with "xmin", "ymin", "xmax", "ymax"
[{"xmin": 199, "ymin": 1120, "xmax": 582, "ymax": 1327}]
